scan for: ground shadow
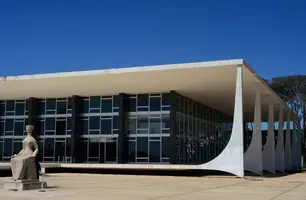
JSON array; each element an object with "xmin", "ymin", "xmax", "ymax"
[{"xmin": 1, "ymin": 168, "xmax": 304, "ymax": 178}]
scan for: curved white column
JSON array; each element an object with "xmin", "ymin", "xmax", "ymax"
[
  {"xmin": 244, "ymin": 88, "xmax": 262, "ymax": 175},
  {"xmin": 198, "ymin": 66, "xmax": 244, "ymax": 177},
  {"xmin": 275, "ymin": 108, "xmax": 285, "ymax": 172},
  {"xmin": 263, "ymin": 101, "xmax": 275, "ymax": 173},
  {"xmin": 285, "ymin": 114, "xmax": 292, "ymax": 171},
  {"xmin": 296, "ymin": 123, "xmax": 302, "ymax": 169},
  {"xmin": 291, "ymin": 121, "xmax": 298, "ymax": 170}
]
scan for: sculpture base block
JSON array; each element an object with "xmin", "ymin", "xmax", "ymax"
[{"xmin": 4, "ymin": 179, "xmax": 47, "ymax": 191}]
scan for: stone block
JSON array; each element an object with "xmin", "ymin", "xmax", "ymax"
[{"xmin": 4, "ymin": 179, "xmax": 47, "ymax": 191}]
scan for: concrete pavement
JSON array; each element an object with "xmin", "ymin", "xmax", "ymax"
[{"xmin": 1, "ymin": 173, "xmax": 306, "ymax": 200}]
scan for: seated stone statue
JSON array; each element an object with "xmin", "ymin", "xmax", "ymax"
[{"xmin": 10, "ymin": 125, "xmax": 39, "ymax": 180}]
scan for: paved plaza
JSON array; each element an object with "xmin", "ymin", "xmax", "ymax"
[{"xmin": 1, "ymin": 172, "xmax": 306, "ymax": 200}]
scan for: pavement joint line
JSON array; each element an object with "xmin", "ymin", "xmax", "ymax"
[
  {"xmin": 268, "ymin": 182, "xmax": 304, "ymax": 200},
  {"xmin": 152, "ymin": 182, "xmax": 244, "ymax": 200}
]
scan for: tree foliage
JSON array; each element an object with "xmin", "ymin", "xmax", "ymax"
[{"xmin": 268, "ymin": 75, "xmax": 306, "ymax": 128}]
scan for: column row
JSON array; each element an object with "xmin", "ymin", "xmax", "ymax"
[{"xmin": 244, "ymin": 91, "xmax": 302, "ymax": 175}]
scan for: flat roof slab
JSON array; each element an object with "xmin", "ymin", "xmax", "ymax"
[{"xmin": 0, "ymin": 59, "xmax": 297, "ymax": 121}]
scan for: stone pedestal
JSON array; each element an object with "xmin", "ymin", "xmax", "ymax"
[{"xmin": 4, "ymin": 179, "xmax": 47, "ymax": 191}]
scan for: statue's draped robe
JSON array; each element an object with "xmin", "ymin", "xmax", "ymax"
[{"xmin": 10, "ymin": 136, "xmax": 38, "ymax": 180}]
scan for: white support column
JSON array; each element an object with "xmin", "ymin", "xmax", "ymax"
[
  {"xmin": 291, "ymin": 121, "xmax": 297, "ymax": 170},
  {"xmin": 297, "ymin": 123, "xmax": 302, "ymax": 170},
  {"xmin": 263, "ymin": 100, "xmax": 275, "ymax": 173},
  {"xmin": 275, "ymin": 107, "xmax": 285, "ymax": 172},
  {"xmin": 244, "ymin": 87, "xmax": 262, "ymax": 175},
  {"xmin": 198, "ymin": 65, "xmax": 244, "ymax": 177},
  {"xmin": 285, "ymin": 114, "xmax": 292, "ymax": 171}
]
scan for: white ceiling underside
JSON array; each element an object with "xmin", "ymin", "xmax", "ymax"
[{"xmin": 0, "ymin": 59, "xmax": 298, "ymax": 121}]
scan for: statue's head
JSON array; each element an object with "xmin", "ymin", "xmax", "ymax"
[{"xmin": 25, "ymin": 125, "xmax": 34, "ymax": 134}]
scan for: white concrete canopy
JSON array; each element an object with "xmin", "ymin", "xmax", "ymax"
[{"xmin": 0, "ymin": 59, "xmax": 298, "ymax": 122}]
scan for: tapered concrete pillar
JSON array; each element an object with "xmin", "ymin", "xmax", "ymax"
[
  {"xmin": 275, "ymin": 107, "xmax": 285, "ymax": 172},
  {"xmin": 285, "ymin": 114, "xmax": 292, "ymax": 171},
  {"xmin": 244, "ymin": 87, "xmax": 262, "ymax": 175},
  {"xmin": 198, "ymin": 65, "xmax": 244, "ymax": 177},
  {"xmin": 296, "ymin": 123, "xmax": 302, "ymax": 169},
  {"xmin": 263, "ymin": 100, "xmax": 275, "ymax": 173},
  {"xmin": 291, "ymin": 121, "xmax": 298, "ymax": 170}
]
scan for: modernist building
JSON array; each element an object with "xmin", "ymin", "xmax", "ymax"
[{"xmin": 0, "ymin": 59, "xmax": 301, "ymax": 177}]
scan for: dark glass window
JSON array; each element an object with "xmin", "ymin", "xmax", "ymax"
[
  {"xmin": 56, "ymin": 120, "xmax": 66, "ymax": 135},
  {"xmin": 127, "ymin": 140, "xmax": 135, "ymax": 162},
  {"xmin": 101, "ymin": 119, "xmax": 111, "ymax": 134},
  {"xmin": 137, "ymin": 115, "xmax": 148, "ymax": 129},
  {"xmin": 79, "ymin": 139, "xmax": 88, "ymax": 163},
  {"xmin": 66, "ymin": 138, "xmax": 71, "ymax": 157},
  {"xmin": 89, "ymin": 116, "xmax": 100, "ymax": 130},
  {"xmin": 137, "ymin": 107, "xmax": 148, "ymax": 111},
  {"xmin": 105, "ymin": 141, "xmax": 117, "ymax": 162},
  {"xmin": 15, "ymin": 103, "xmax": 25, "ymax": 115},
  {"xmin": 162, "ymin": 106, "xmax": 170, "ymax": 111},
  {"xmin": 0, "ymin": 103, "xmax": 4, "ymax": 116},
  {"xmin": 14, "ymin": 121, "xmax": 24, "ymax": 136},
  {"xmin": 137, "ymin": 94, "xmax": 149, "ymax": 106},
  {"xmin": 137, "ymin": 137, "xmax": 148, "ymax": 157},
  {"xmin": 129, "ymin": 98, "xmax": 136, "ymax": 112},
  {"xmin": 113, "ymin": 96, "xmax": 120, "ymax": 108},
  {"xmin": 67, "ymin": 98, "xmax": 72, "ymax": 110},
  {"xmin": 162, "ymin": 93, "xmax": 170, "ymax": 106},
  {"xmin": 101, "ymin": 99, "xmax": 112, "ymax": 113},
  {"xmin": 127, "ymin": 118, "xmax": 136, "ymax": 135},
  {"xmin": 162, "ymin": 114, "xmax": 170, "ymax": 129},
  {"xmin": 83, "ymin": 100, "xmax": 89, "ymax": 114},
  {"xmin": 149, "ymin": 141, "xmax": 160, "ymax": 162},
  {"xmin": 46, "ymin": 99, "xmax": 56, "ymax": 110},
  {"xmin": 0, "ymin": 121, "xmax": 4, "ymax": 136},
  {"xmin": 67, "ymin": 117, "xmax": 72, "ymax": 131},
  {"xmin": 0, "ymin": 141, "xmax": 2, "ymax": 160},
  {"xmin": 46, "ymin": 118, "xmax": 55, "ymax": 130},
  {"xmin": 162, "ymin": 137, "xmax": 170, "ymax": 158},
  {"xmin": 3, "ymin": 139, "xmax": 12, "ymax": 157},
  {"xmin": 6, "ymin": 100, "xmax": 15, "ymax": 112},
  {"xmin": 38, "ymin": 121, "xmax": 44, "ymax": 136},
  {"xmin": 5, "ymin": 119, "xmax": 14, "ymax": 132},
  {"xmin": 90, "ymin": 109, "xmax": 100, "ymax": 113},
  {"xmin": 112, "ymin": 115, "xmax": 120, "ymax": 130},
  {"xmin": 46, "ymin": 110, "xmax": 56, "ymax": 115},
  {"xmin": 39, "ymin": 102, "xmax": 46, "ymax": 115},
  {"xmin": 150, "ymin": 97, "xmax": 161, "ymax": 111},
  {"xmin": 37, "ymin": 140, "xmax": 44, "ymax": 161},
  {"xmin": 55, "ymin": 142, "xmax": 65, "ymax": 161},
  {"xmin": 150, "ymin": 118, "xmax": 161, "ymax": 134},
  {"xmin": 82, "ymin": 119, "xmax": 88, "ymax": 135},
  {"xmin": 99, "ymin": 142, "xmax": 105, "ymax": 163},
  {"xmin": 44, "ymin": 138, "xmax": 54, "ymax": 157},
  {"xmin": 57, "ymin": 101, "xmax": 67, "ymax": 114},
  {"xmin": 88, "ymin": 139, "xmax": 99, "ymax": 157},
  {"xmin": 90, "ymin": 96, "xmax": 100, "ymax": 109}
]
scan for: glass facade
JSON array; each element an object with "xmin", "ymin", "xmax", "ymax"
[
  {"xmin": 124, "ymin": 93, "xmax": 171, "ymax": 163},
  {"xmin": 0, "ymin": 100, "xmax": 28, "ymax": 161},
  {"xmin": 0, "ymin": 92, "xmax": 234, "ymax": 165},
  {"xmin": 175, "ymin": 94, "xmax": 233, "ymax": 164},
  {"xmin": 78, "ymin": 95, "xmax": 119, "ymax": 163},
  {"xmin": 36, "ymin": 98, "xmax": 72, "ymax": 162}
]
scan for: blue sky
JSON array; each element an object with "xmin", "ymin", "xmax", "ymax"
[{"xmin": 0, "ymin": 0, "xmax": 305, "ymax": 79}]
